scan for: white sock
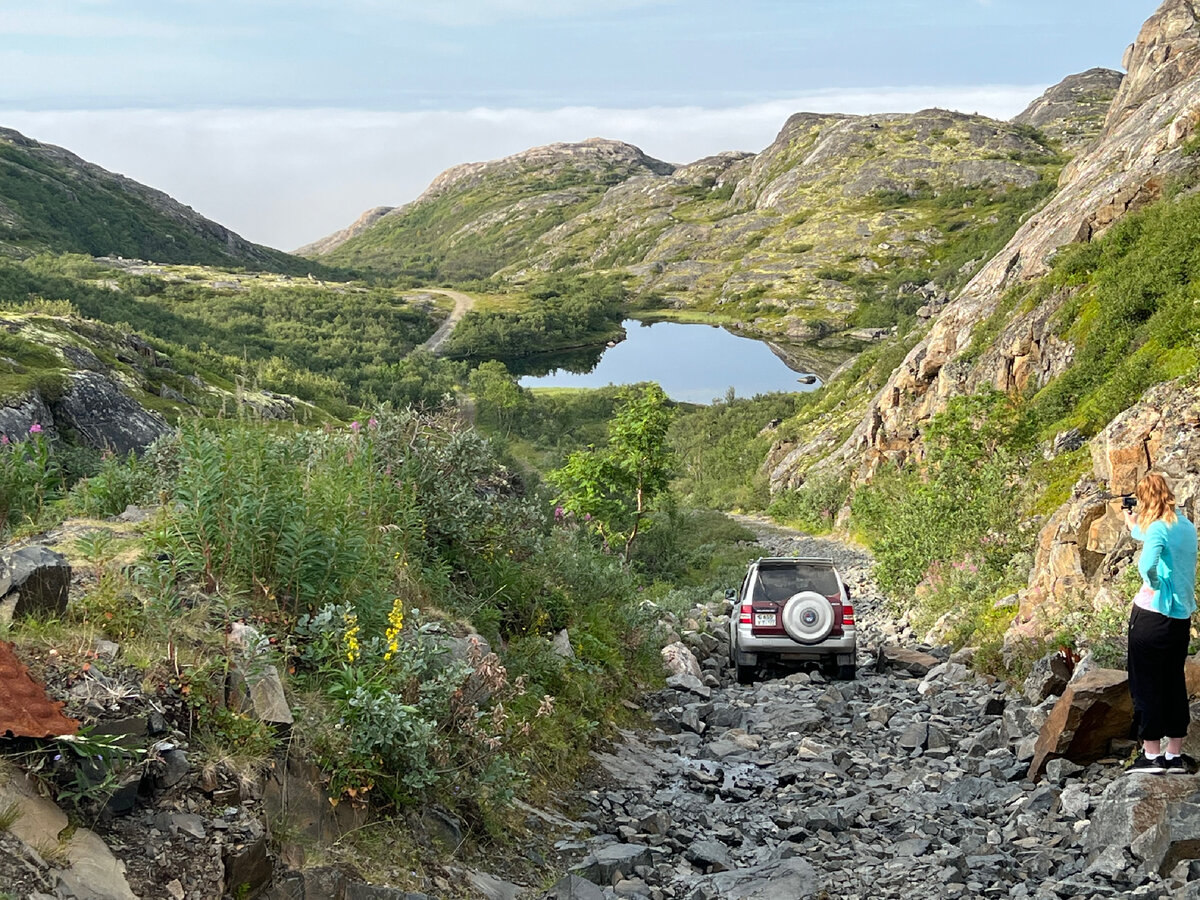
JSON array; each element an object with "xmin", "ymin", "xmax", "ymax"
[
  {"xmin": 1146, "ymin": 751, "xmax": 1163, "ymax": 759},
  {"xmin": 1166, "ymin": 752, "xmax": 1181, "ymax": 759}
]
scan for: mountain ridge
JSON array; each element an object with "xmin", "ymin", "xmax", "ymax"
[{"xmin": 0, "ymin": 127, "xmax": 320, "ymax": 274}]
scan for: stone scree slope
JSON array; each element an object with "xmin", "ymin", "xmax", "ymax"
[{"xmin": 544, "ymin": 529, "xmax": 1200, "ymax": 900}]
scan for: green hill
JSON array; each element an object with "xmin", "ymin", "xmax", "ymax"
[
  {"xmin": 305, "ymin": 138, "xmax": 676, "ymax": 281},
  {"xmin": 305, "ymin": 111, "xmax": 1070, "ymax": 340},
  {"xmin": 0, "ymin": 127, "xmax": 321, "ymax": 274}
]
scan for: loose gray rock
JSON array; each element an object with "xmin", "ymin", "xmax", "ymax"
[{"xmin": 1, "ymin": 545, "xmax": 71, "ymax": 620}]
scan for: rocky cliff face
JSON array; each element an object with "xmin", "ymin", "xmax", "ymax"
[
  {"xmin": 798, "ymin": 0, "xmax": 1200, "ymax": 490},
  {"xmin": 0, "ymin": 128, "xmax": 308, "ymax": 272},
  {"xmin": 769, "ymin": 0, "xmax": 1200, "ymax": 642}
]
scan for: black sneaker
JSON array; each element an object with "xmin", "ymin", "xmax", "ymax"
[
  {"xmin": 1163, "ymin": 753, "xmax": 1199, "ymax": 775},
  {"xmin": 1163, "ymin": 755, "xmax": 1187, "ymax": 774},
  {"xmin": 1127, "ymin": 753, "xmax": 1166, "ymax": 774}
]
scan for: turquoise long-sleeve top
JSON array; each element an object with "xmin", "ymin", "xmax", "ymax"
[{"xmin": 1131, "ymin": 511, "xmax": 1199, "ymax": 619}]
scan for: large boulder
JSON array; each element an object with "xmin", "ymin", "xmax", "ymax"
[
  {"xmin": 706, "ymin": 858, "xmax": 819, "ymax": 899},
  {"xmin": 0, "ymin": 545, "xmax": 71, "ymax": 621},
  {"xmin": 0, "ymin": 393, "xmax": 54, "ymax": 444},
  {"xmin": 570, "ymin": 843, "xmax": 652, "ymax": 885},
  {"xmin": 1028, "ymin": 667, "xmax": 1134, "ymax": 779},
  {"xmin": 878, "ymin": 645, "xmax": 940, "ymax": 677},
  {"xmin": 661, "ymin": 641, "xmax": 702, "ymax": 679},
  {"xmin": 1087, "ymin": 775, "xmax": 1200, "ymax": 877},
  {"xmin": 51, "ymin": 371, "xmax": 170, "ymax": 455},
  {"xmin": 263, "ymin": 755, "xmax": 367, "ymax": 848}
]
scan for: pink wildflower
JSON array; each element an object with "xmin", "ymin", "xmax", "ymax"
[
  {"xmin": 1, "ymin": 434, "xmax": 8, "ymax": 445},
  {"xmin": 368, "ymin": 417, "xmax": 378, "ymax": 428},
  {"xmin": 28, "ymin": 423, "xmax": 42, "ymax": 434},
  {"xmin": 349, "ymin": 421, "xmax": 361, "ymax": 432}
]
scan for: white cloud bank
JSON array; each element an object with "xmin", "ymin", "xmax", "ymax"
[{"xmin": 1, "ymin": 84, "xmax": 1044, "ymax": 252}]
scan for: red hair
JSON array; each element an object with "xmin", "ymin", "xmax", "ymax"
[{"xmin": 1136, "ymin": 472, "xmax": 1178, "ymax": 530}]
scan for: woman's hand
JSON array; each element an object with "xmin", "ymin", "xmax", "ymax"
[{"xmin": 1123, "ymin": 507, "xmax": 1138, "ymax": 530}]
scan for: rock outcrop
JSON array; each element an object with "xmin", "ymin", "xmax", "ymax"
[
  {"xmin": 1, "ymin": 309, "xmax": 322, "ymax": 448},
  {"xmin": 1019, "ymin": 379, "xmax": 1200, "ymax": 629},
  {"xmin": 1013, "ymin": 68, "xmax": 1124, "ymax": 150}
]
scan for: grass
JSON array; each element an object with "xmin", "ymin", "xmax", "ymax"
[{"xmin": 0, "ymin": 802, "xmax": 21, "ymax": 832}]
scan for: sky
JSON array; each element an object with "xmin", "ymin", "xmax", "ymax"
[{"xmin": 0, "ymin": 0, "xmax": 1155, "ymax": 250}]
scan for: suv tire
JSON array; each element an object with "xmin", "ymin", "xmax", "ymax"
[
  {"xmin": 781, "ymin": 591, "xmax": 835, "ymax": 644},
  {"xmin": 735, "ymin": 660, "xmax": 756, "ymax": 685}
]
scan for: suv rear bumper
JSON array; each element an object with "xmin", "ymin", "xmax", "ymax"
[{"xmin": 734, "ymin": 626, "xmax": 856, "ymax": 664}]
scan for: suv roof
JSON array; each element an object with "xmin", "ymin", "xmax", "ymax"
[{"xmin": 753, "ymin": 556, "xmax": 836, "ymax": 567}]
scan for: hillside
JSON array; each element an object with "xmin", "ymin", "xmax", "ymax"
[
  {"xmin": 305, "ymin": 138, "xmax": 676, "ymax": 281},
  {"xmin": 0, "ymin": 127, "xmax": 321, "ymax": 274},
  {"xmin": 1012, "ymin": 67, "xmax": 1124, "ymax": 150},
  {"xmin": 305, "ymin": 110, "xmax": 1086, "ymax": 341}
]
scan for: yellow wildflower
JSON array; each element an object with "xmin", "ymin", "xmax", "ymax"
[
  {"xmin": 383, "ymin": 597, "xmax": 405, "ymax": 661},
  {"xmin": 343, "ymin": 610, "xmax": 361, "ymax": 663}
]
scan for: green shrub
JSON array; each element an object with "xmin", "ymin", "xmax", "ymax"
[
  {"xmin": 0, "ymin": 430, "xmax": 63, "ymax": 536},
  {"xmin": 67, "ymin": 449, "xmax": 159, "ymax": 518},
  {"xmin": 769, "ymin": 471, "xmax": 850, "ymax": 534}
]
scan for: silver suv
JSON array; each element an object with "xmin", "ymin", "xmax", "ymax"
[{"xmin": 727, "ymin": 556, "xmax": 856, "ymax": 683}]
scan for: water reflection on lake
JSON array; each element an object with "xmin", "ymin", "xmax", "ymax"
[{"xmin": 513, "ymin": 319, "xmax": 827, "ymax": 404}]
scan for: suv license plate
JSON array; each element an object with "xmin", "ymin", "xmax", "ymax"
[{"xmin": 754, "ymin": 613, "xmax": 777, "ymax": 627}]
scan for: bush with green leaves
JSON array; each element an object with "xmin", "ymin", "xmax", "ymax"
[
  {"xmin": 769, "ymin": 471, "xmax": 850, "ymax": 534},
  {"xmin": 0, "ymin": 428, "xmax": 62, "ymax": 536},
  {"xmin": 669, "ymin": 391, "xmax": 804, "ymax": 511},
  {"xmin": 1033, "ymin": 190, "xmax": 1200, "ymax": 435},
  {"xmin": 850, "ymin": 391, "xmax": 1035, "ymax": 636},
  {"xmin": 66, "ymin": 448, "xmax": 159, "ymax": 518},
  {"xmin": 549, "ymin": 383, "xmax": 674, "ymax": 563}
]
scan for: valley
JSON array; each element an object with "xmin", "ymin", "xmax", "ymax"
[{"xmin": 3, "ymin": 1, "xmax": 1200, "ymax": 898}]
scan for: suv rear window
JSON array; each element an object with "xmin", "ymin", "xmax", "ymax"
[{"xmin": 754, "ymin": 564, "xmax": 839, "ymax": 601}]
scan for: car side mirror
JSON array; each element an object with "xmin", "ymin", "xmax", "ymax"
[{"xmin": 724, "ymin": 588, "xmax": 737, "ymax": 601}]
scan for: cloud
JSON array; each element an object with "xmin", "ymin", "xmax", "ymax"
[
  {"xmin": 0, "ymin": 4, "xmax": 182, "ymax": 38},
  {"xmin": 0, "ymin": 84, "xmax": 1044, "ymax": 252}
]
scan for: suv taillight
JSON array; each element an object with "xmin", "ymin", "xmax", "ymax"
[
  {"xmin": 842, "ymin": 603, "xmax": 855, "ymax": 627},
  {"xmin": 739, "ymin": 603, "xmax": 753, "ymax": 625}
]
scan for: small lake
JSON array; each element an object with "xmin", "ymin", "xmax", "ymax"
[{"xmin": 514, "ymin": 319, "xmax": 830, "ymax": 404}]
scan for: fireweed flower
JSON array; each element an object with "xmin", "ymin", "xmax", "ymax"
[
  {"xmin": 1, "ymin": 434, "xmax": 8, "ymax": 445},
  {"xmin": 383, "ymin": 598, "xmax": 405, "ymax": 661},
  {"xmin": 349, "ymin": 421, "xmax": 361, "ymax": 432},
  {"xmin": 28, "ymin": 423, "xmax": 42, "ymax": 434},
  {"xmin": 342, "ymin": 610, "xmax": 361, "ymax": 663},
  {"xmin": 368, "ymin": 417, "xmax": 378, "ymax": 428}
]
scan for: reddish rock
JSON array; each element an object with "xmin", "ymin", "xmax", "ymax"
[
  {"xmin": 878, "ymin": 645, "xmax": 940, "ymax": 677},
  {"xmin": 1028, "ymin": 668, "xmax": 1134, "ymax": 780},
  {"xmin": 0, "ymin": 642, "xmax": 78, "ymax": 738}
]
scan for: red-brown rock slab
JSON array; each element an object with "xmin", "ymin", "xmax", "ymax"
[
  {"xmin": 0, "ymin": 641, "xmax": 78, "ymax": 738},
  {"xmin": 1028, "ymin": 667, "xmax": 1133, "ymax": 780}
]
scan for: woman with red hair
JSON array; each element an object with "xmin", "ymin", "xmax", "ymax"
[{"xmin": 1124, "ymin": 472, "xmax": 1198, "ymax": 774}]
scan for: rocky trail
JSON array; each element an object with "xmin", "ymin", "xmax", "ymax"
[
  {"xmin": 420, "ymin": 289, "xmax": 476, "ymax": 355},
  {"xmin": 543, "ymin": 521, "xmax": 1200, "ymax": 900}
]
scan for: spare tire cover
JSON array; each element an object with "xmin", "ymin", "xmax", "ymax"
[{"xmin": 781, "ymin": 591, "xmax": 835, "ymax": 644}]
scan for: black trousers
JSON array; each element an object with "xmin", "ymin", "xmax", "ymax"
[{"xmin": 1128, "ymin": 605, "xmax": 1192, "ymax": 740}]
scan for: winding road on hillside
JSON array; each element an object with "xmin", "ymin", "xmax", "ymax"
[
  {"xmin": 419, "ymin": 289, "xmax": 476, "ymax": 355},
  {"xmin": 544, "ymin": 518, "xmax": 1171, "ymax": 899}
]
